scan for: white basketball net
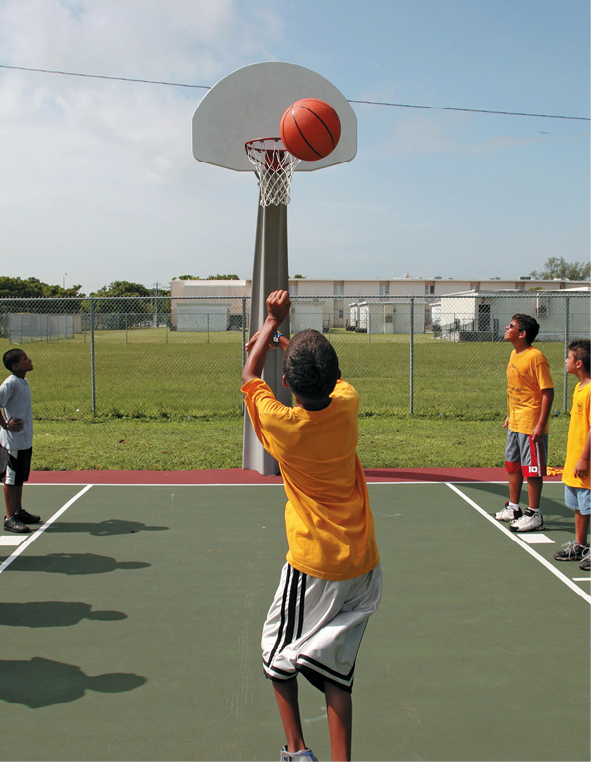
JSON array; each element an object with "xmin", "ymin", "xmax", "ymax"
[{"xmin": 245, "ymin": 138, "xmax": 300, "ymax": 207}]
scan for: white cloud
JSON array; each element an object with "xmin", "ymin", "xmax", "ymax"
[
  {"xmin": 0, "ymin": 0, "xmax": 286, "ymax": 290},
  {"xmin": 381, "ymin": 113, "xmax": 542, "ymax": 158}
]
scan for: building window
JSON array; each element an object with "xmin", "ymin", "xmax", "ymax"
[
  {"xmin": 334, "ymin": 283, "xmax": 344, "ymax": 296},
  {"xmin": 379, "ymin": 283, "xmax": 390, "ymax": 296},
  {"xmin": 425, "ymin": 284, "xmax": 435, "ymax": 295},
  {"xmin": 289, "ymin": 282, "xmax": 298, "ymax": 296}
]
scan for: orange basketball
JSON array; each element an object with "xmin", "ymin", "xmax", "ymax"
[{"xmin": 280, "ymin": 98, "xmax": 341, "ymax": 162}]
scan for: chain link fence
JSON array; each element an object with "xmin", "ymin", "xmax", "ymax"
[{"xmin": 0, "ymin": 292, "xmax": 588, "ymax": 420}]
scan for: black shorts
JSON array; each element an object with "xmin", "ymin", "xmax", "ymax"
[{"xmin": 1, "ymin": 447, "xmax": 32, "ymax": 486}]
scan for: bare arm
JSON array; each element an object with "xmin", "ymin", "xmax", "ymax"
[
  {"xmin": 574, "ymin": 429, "xmax": 591, "ymax": 480},
  {"xmin": 0, "ymin": 410, "xmax": 23, "ymax": 432},
  {"xmin": 532, "ymin": 388, "xmax": 554, "ymax": 443},
  {"xmin": 242, "ymin": 290, "xmax": 291, "ymax": 385}
]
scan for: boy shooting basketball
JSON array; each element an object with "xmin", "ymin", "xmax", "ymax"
[
  {"xmin": 242, "ymin": 290, "xmax": 381, "ymax": 762},
  {"xmin": 495, "ymin": 314, "xmax": 554, "ymax": 531}
]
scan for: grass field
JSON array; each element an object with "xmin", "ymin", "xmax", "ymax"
[
  {"xmin": 31, "ymin": 413, "xmax": 571, "ymax": 471},
  {"xmin": 0, "ymin": 328, "xmax": 575, "ymax": 470},
  {"xmin": 0, "ymin": 329, "xmax": 574, "ymax": 420}
]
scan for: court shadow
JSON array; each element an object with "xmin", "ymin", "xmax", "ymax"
[
  {"xmin": 45, "ymin": 519, "xmax": 169, "ymax": 536},
  {"xmin": 465, "ymin": 482, "xmax": 576, "ymax": 532},
  {"xmin": 2, "ymin": 553, "xmax": 150, "ymax": 575},
  {"xmin": 0, "ymin": 601, "xmax": 127, "ymax": 628},
  {"xmin": 0, "ymin": 657, "xmax": 146, "ymax": 708}
]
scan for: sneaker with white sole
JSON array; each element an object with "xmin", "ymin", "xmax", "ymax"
[
  {"xmin": 495, "ymin": 502, "xmax": 523, "ymax": 522},
  {"xmin": 579, "ymin": 548, "xmax": 590, "ymax": 571},
  {"xmin": 510, "ymin": 509, "xmax": 544, "ymax": 532},
  {"xmin": 553, "ymin": 541, "xmax": 589, "ymax": 562},
  {"xmin": 280, "ymin": 747, "xmax": 318, "ymax": 762}
]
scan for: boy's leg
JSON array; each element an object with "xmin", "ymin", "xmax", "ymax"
[
  {"xmin": 4, "ymin": 484, "xmax": 22, "ymax": 518},
  {"xmin": 526, "ymin": 475, "xmax": 543, "ymax": 511},
  {"xmin": 324, "ymin": 681, "xmax": 352, "ymax": 762},
  {"xmin": 510, "ymin": 474, "xmax": 545, "ymax": 532},
  {"xmin": 3, "ymin": 449, "xmax": 38, "ymax": 526},
  {"xmin": 273, "ymin": 678, "xmax": 307, "ymax": 753},
  {"xmin": 575, "ymin": 510, "xmax": 590, "ymax": 547},
  {"xmin": 508, "ymin": 471, "xmax": 523, "ymax": 505}
]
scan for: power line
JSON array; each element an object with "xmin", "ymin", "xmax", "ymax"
[
  {"xmin": 348, "ymin": 99, "xmax": 589, "ymax": 121},
  {"xmin": 0, "ymin": 63, "xmax": 589, "ymax": 121},
  {"xmin": 0, "ymin": 63, "xmax": 209, "ymax": 90}
]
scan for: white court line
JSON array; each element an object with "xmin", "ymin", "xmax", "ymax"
[
  {"xmin": 0, "ymin": 536, "xmax": 27, "ymax": 546},
  {"xmin": 446, "ymin": 482, "xmax": 591, "ymax": 605},
  {"xmin": 0, "ymin": 484, "xmax": 93, "ymax": 576},
  {"xmin": 518, "ymin": 534, "xmax": 555, "ymax": 544}
]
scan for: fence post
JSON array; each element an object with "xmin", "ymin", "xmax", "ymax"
[
  {"xmin": 89, "ymin": 298, "xmax": 96, "ymax": 416},
  {"xmin": 563, "ymin": 295, "xmax": 570, "ymax": 412},
  {"xmin": 409, "ymin": 297, "xmax": 414, "ymax": 414},
  {"xmin": 241, "ymin": 297, "xmax": 246, "ymax": 370}
]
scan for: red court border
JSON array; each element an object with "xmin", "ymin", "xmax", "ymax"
[{"xmin": 28, "ymin": 467, "xmax": 564, "ymax": 485}]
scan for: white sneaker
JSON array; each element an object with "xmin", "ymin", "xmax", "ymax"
[
  {"xmin": 510, "ymin": 509, "xmax": 544, "ymax": 532},
  {"xmin": 281, "ymin": 747, "xmax": 318, "ymax": 761},
  {"xmin": 495, "ymin": 502, "xmax": 523, "ymax": 522}
]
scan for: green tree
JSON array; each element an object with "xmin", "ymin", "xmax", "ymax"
[
  {"xmin": 206, "ymin": 274, "xmax": 240, "ymax": 280},
  {"xmin": 173, "ymin": 275, "xmax": 201, "ymax": 280},
  {"xmin": 0, "ymin": 276, "xmax": 84, "ymax": 313},
  {"xmin": 91, "ymin": 281, "xmax": 152, "ymax": 298},
  {"xmin": 530, "ymin": 257, "xmax": 590, "ymax": 281},
  {"xmin": 87, "ymin": 281, "xmax": 154, "ymax": 328}
]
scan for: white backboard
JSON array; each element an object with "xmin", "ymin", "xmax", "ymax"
[{"xmin": 192, "ymin": 61, "xmax": 357, "ymax": 172}]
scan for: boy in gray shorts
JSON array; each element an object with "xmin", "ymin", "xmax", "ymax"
[{"xmin": 242, "ymin": 291, "xmax": 381, "ymax": 762}]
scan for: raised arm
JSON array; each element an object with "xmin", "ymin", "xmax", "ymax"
[{"xmin": 242, "ymin": 290, "xmax": 291, "ymax": 384}]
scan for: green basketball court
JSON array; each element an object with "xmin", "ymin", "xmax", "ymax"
[{"xmin": 1, "ymin": 478, "xmax": 589, "ymax": 761}]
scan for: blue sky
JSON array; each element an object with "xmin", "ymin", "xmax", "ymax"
[{"xmin": 0, "ymin": 0, "xmax": 588, "ymax": 293}]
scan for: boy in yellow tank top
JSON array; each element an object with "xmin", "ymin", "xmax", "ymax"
[
  {"xmin": 242, "ymin": 291, "xmax": 381, "ymax": 762},
  {"xmin": 495, "ymin": 314, "xmax": 554, "ymax": 532},
  {"xmin": 553, "ymin": 339, "xmax": 590, "ymax": 569}
]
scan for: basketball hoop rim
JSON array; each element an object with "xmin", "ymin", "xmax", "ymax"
[
  {"xmin": 245, "ymin": 137, "xmax": 287, "ymax": 154},
  {"xmin": 244, "ymin": 137, "xmax": 300, "ymax": 206}
]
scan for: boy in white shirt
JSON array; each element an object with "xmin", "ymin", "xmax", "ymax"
[{"xmin": 0, "ymin": 349, "xmax": 41, "ymax": 533}]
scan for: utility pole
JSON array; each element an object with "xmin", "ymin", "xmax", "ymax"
[{"xmin": 153, "ymin": 282, "xmax": 159, "ymax": 327}]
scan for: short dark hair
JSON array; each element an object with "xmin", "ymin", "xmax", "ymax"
[
  {"xmin": 3, "ymin": 349, "xmax": 24, "ymax": 372},
  {"xmin": 283, "ymin": 329, "xmax": 340, "ymax": 401},
  {"xmin": 512, "ymin": 313, "xmax": 540, "ymax": 344},
  {"xmin": 568, "ymin": 339, "xmax": 590, "ymax": 374}
]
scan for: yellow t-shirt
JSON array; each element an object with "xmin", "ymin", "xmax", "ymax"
[
  {"xmin": 241, "ymin": 377, "xmax": 380, "ymax": 581},
  {"xmin": 506, "ymin": 347, "xmax": 554, "ymax": 435},
  {"xmin": 563, "ymin": 381, "xmax": 590, "ymax": 489}
]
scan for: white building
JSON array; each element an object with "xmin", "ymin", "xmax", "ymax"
[
  {"xmin": 433, "ymin": 288, "xmax": 590, "ymax": 342},
  {"xmin": 169, "ymin": 277, "xmax": 589, "ymax": 334}
]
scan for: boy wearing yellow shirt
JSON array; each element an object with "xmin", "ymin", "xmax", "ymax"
[
  {"xmin": 495, "ymin": 314, "xmax": 554, "ymax": 532},
  {"xmin": 242, "ymin": 290, "xmax": 381, "ymax": 762},
  {"xmin": 553, "ymin": 339, "xmax": 590, "ymax": 569}
]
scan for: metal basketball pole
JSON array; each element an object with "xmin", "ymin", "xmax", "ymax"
[{"xmin": 242, "ymin": 199, "xmax": 292, "ymax": 475}]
